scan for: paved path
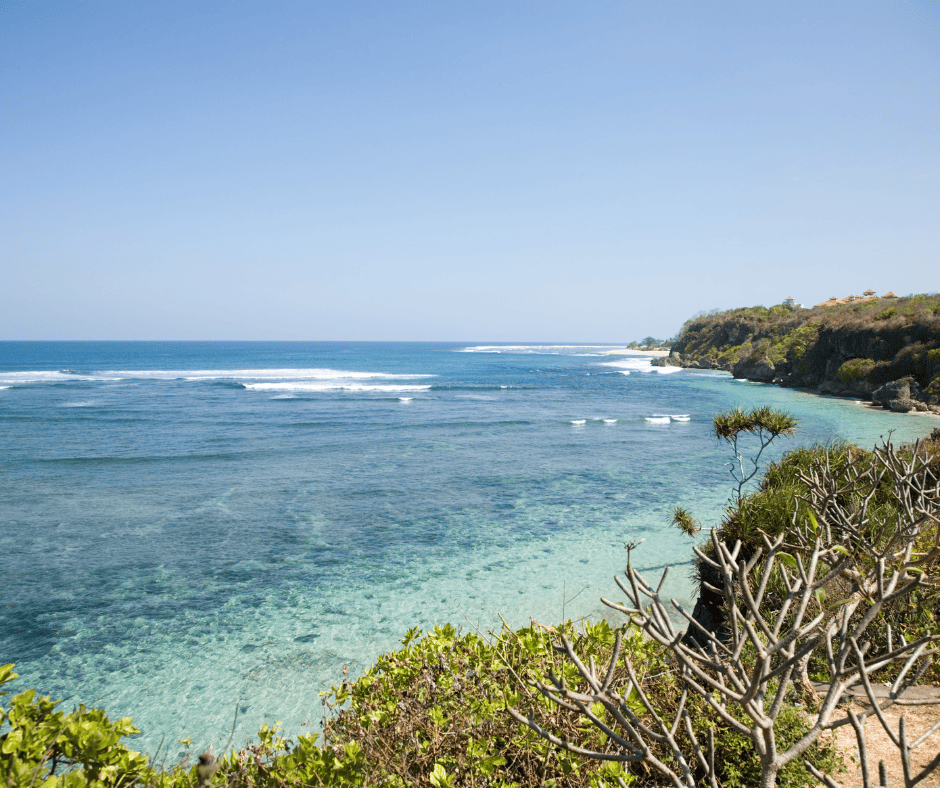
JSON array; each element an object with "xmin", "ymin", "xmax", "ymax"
[{"xmin": 812, "ymin": 681, "xmax": 940, "ymax": 704}]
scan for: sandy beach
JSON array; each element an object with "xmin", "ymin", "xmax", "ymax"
[
  {"xmin": 604, "ymin": 348, "xmax": 671, "ymax": 357},
  {"xmin": 856, "ymin": 400, "xmax": 940, "ymax": 419}
]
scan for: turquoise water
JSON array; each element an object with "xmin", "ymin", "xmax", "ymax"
[{"xmin": 1, "ymin": 341, "xmax": 936, "ymax": 755}]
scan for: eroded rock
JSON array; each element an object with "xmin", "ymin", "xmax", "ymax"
[
  {"xmin": 873, "ymin": 378, "xmax": 924, "ymax": 413},
  {"xmin": 732, "ymin": 357, "xmax": 775, "ymax": 382}
]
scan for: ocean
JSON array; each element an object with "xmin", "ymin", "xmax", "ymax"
[{"xmin": 1, "ymin": 341, "xmax": 936, "ymax": 756}]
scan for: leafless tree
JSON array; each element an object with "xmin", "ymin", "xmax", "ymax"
[{"xmin": 510, "ymin": 440, "xmax": 940, "ymax": 787}]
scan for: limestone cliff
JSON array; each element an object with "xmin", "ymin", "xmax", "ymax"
[{"xmin": 657, "ymin": 295, "xmax": 940, "ymax": 413}]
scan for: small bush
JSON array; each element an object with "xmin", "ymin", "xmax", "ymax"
[
  {"xmin": 323, "ymin": 620, "xmax": 669, "ymax": 788},
  {"xmin": 708, "ymin": 438, "xmax": 940, "ymax": 685},
  {"xmin": 717, "ymin": 342, "xmax": 748, "ymax": 366},
  {"xmin": 0, "ymin": 663, "xmax": 368, "ymax": 787},
  {"xmin": 769, "ymin": 322, "xmax": 821, "ymax": 364},
  {"xmin": 838, "ymin": 358, "xmax": 875, "ymax": 383},
  {"xmin": 925, "ymin": 372, "xmax": 940, "ymax": 397},
  {"xmin": 700, "ymin": 704, "xmax": 843, "ymax": 788},
  {"xmin": 874, "ymin": 306, "xmax": 898, "ymax": 321}
]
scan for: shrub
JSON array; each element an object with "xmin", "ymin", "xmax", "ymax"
[
  {"xmin": 713, "ymin": 436, "xmax": 940, "ymax": 684},
  {"xmin": 716, "ymin": 342, "xmax": 747, "ymax": 366},
  {"xmin": 925, "ymin": 372, "xmax": 940, "ymax": 397},
  {"xmin": 0, "ymin": 663, "xmax": 365, "ymax": 788},
  {"xmin": 835, "ymin": 357, "xmax": 892, "ymax": 385},
  {"xmin": 1, "ymin": 620, "xmax": 672, "ymax": 788},
  {"xmin": 322, "ymin": 620, "xmax": 668, "ymax": 787},
  {"xmin": 837, "ymin": 358, "xmax": 875, "ymax": 383},
  {"xmin": 874, "ymin": 306, "xmax": 898, "ymax": 321},
  {"xmin": 518, "ymin": 423, "xmax": 940, "ymax": 788},
  {"xmin": 698, "ymin": 704, "xmax": 842, "ymax": 788},
  {"xmin": 0, "ymin": 664, "xmax": 153, "ymax": 787},
  {"xmin": 768, "ymin": 322, "xmax": 821, "ymax": 364}
]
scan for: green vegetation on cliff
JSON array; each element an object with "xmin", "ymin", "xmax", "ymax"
[{"xmin": 664, "ymin": 293, "xmax": 940, "ymax": 412}]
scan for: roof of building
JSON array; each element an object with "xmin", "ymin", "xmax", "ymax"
[{"xmin": 813, "ymin": 294, "xmax": 880, "ymax": 308}]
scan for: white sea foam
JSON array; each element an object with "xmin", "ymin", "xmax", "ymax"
[
  {"xmin": 600, "ymin": 357, "xmax": 684, "ymax": 375},
  {"xmin": 670, "ymin": 415, "xmax": 691, "ymax": 422},
  {"xmin": 569, "ymin": 419, "xmax": 587, "ymax": 425},
  {"xmin": 603, "ymin": 418, "xmax": 617, "ymax": 424},
  {"xmin": 398, "ymin": 397, "xmax": 413, "ymax": 403},
  {"xmin": 115, "ymin": 368, "xmax": 434, "ymax": 382},
  {"xmin": 645, "ymin": 416, "xmax": 671, "ymax": 424},
  {"xmin": 0, "ymin": 371, "xmax": 120, "ymax": 384},
  {"xmin": 460, "ymin": 344, "xmax": 623, "ymax": 355},
  {"xmin": 0, "ymin": 386, "xmax": 9, "ymax": 390},
  {"xmin": 649, "ymin": 366, "xmax": 685, "ymax": 375},
  {"xmin": 0, "ymin": 368, "xmax": 435, "ymax": 386},
  {"xmin": 245, "ymin": 382, "xmax": 432, "ymax": 394}
]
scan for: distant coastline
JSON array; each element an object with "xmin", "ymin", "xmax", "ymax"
[
  {"xmin": 657, "ymin": 293, "xmax": 940, "ymax": 415},
  {"xmin": 604, "ymin": 348, "xmax": 670, "ymax": 357}
]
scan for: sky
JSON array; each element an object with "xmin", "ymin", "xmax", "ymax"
[{"xmin": 2, "ymin": 0, "xmax": 938, "ymax": 341}]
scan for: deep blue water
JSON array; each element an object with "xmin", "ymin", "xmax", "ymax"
[{"xmin": 1, "ymin": 341, "xmax": 936, "ymax": 754}]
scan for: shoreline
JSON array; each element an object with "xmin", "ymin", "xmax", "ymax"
[
  {"xmin": 603, "ymin": 348, "xmax": 670, "ymax": 357},
  {"xmin": 855, "ymin": 399, "xmax": 940, "ymax": 420}
]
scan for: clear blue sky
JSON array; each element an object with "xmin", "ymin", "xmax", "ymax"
[{"xmin": 2, "ymin": 1, "xmax": 938, "ymax": 341}]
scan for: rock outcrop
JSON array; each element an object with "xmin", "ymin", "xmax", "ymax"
[
  {"xmin": 663, "ymin": 296, "xmax": 940, "ymax": 414},
  {"xmin": 873, "ymin": 378, "xmax": 928, "ymax": 413},
  {"xmin": 732, "ymin": 357, "xmax": 775, "ymax": 382}
]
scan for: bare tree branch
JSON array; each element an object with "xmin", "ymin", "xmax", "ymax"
[{"xmin": 512, "ymin": 439, "xmax": 940, "ymax": 787}]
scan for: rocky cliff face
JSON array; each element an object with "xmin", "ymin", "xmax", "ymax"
[{"xmin": 659, "ymin": 297, "xmax": 940, "ymax": 414}]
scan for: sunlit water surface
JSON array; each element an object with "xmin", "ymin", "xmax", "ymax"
[{"xmin": 1, "ymin": 341, "xmax": 935, "ymax": 754}]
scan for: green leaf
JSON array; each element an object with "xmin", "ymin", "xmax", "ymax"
[
  {"xmin": 430, "ymin": 762, "xmax": 454, "ymax": 787},
  {"xmin": 0, "ymin": 664, "xmax": 18, "ymax": 686}
]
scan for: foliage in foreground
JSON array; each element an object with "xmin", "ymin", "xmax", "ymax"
[
  {"xmin": 3, "ymin": 623, "xmax": 662, "ymax": 788},
  {"xmin": 0, "ymin": 618, "xmax": 842, "ymax": 788},
  {"xmin": 518, "ymin": 437, "xmax": 940, "ymax": 787},
  {"xmin": 0, "ymin": 662, "xmax": 364, "ymax": 788},
  {"xmin": 709, "ymin": 428, "xmax": 940, "ymax": 684},
  {"xmin": 322, "ymin": 620, "xmax": 663, "ymax": 787}
]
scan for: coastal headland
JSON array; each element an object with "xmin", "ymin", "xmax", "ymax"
[{"xmin": 655, "ymin": 292, "xmax": 940, "ymax": 415}]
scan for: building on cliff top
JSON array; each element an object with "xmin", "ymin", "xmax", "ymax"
[{"xmin": 813, "ymin": 289, "xmax": 888, "ymax": 308}]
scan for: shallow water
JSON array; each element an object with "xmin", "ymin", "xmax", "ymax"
[{"xmin": 1, "ymin": 341, "xmax": 935, "ymax": 754}]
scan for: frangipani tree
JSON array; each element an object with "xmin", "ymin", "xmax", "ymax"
[{"xmin": 512, "ymin": 435, "xmax": 940, "ymax": 788}]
